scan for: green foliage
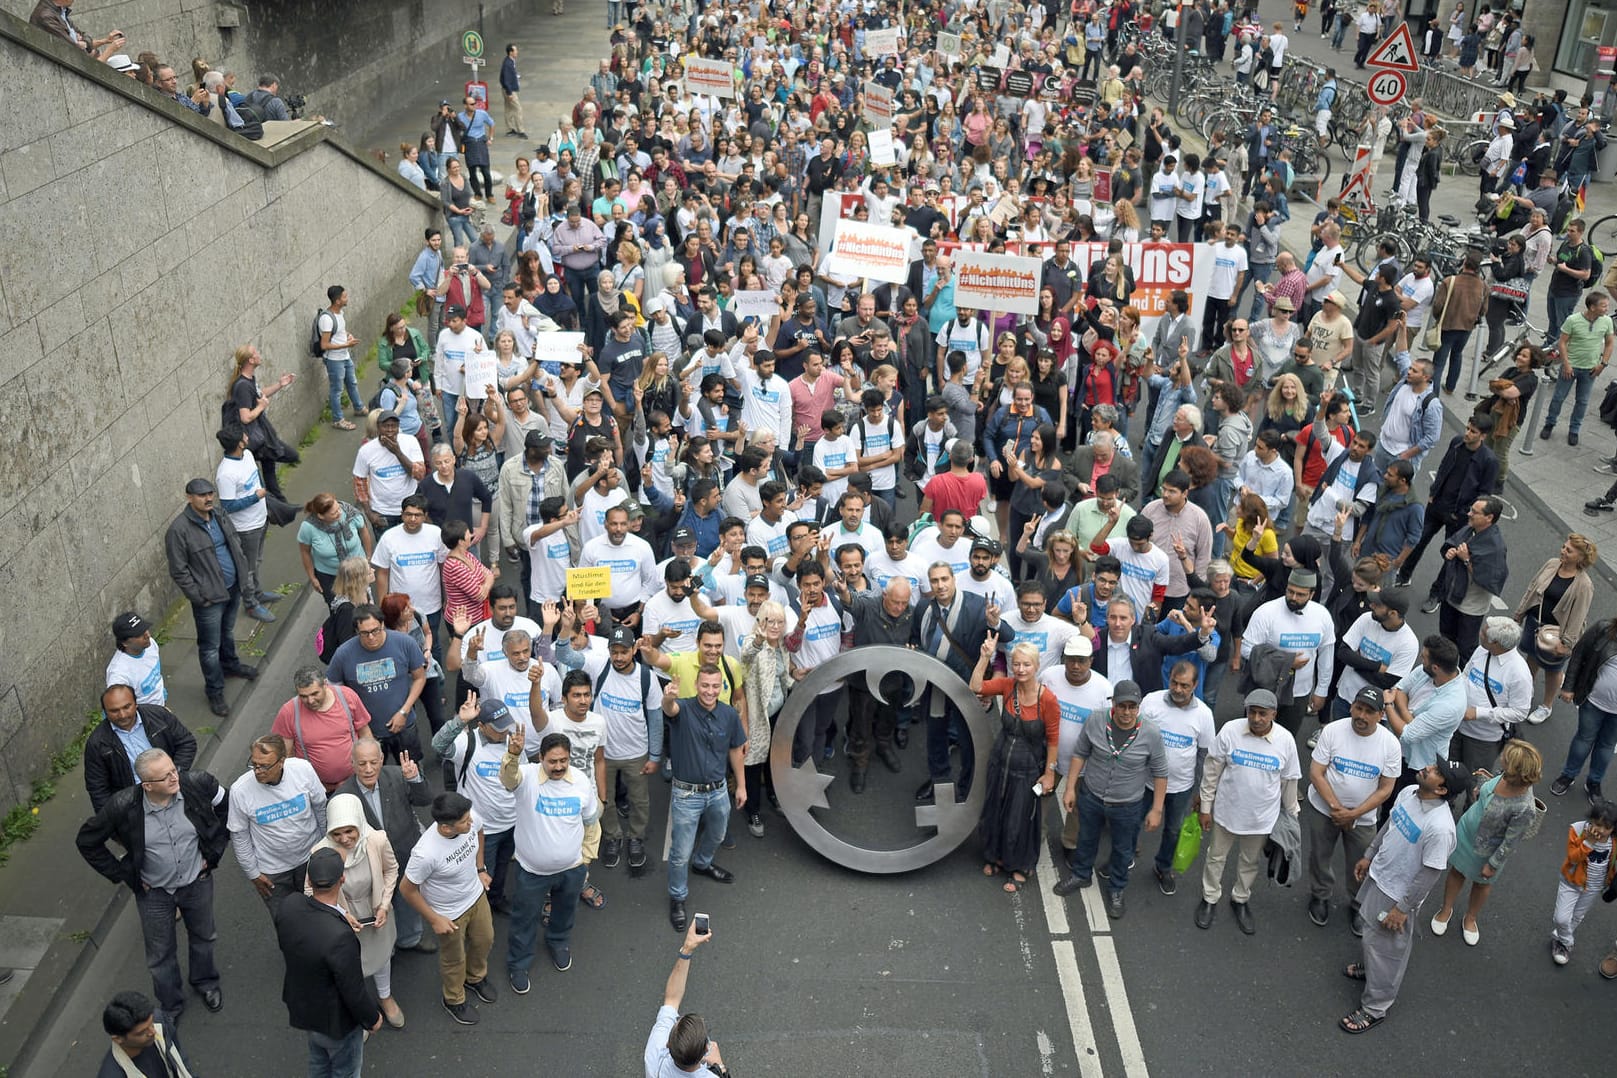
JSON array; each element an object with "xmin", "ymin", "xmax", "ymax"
[{"xmin": 0, "ymin": 712, "xmax": 100, "ymax": 866}]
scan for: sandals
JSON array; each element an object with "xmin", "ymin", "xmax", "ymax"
[
  {"xmin": 1339, "ymin": 1008, "xmax": 1386, "ymax": 1034},
  {"xmin": 580, "ymin": 882, "xmax": 606, "ymax": 910},
  {"xmin": 1342, "ymin": 963, "xmax": 1367, "ymax": 982},
  {"xmin": 333, "ymin": 419, "xmax": 356, "ymax": 430},
  {"xmin": 982, "ymin": 864, "xmax": 1001, "ymax": 878},
  {"xmin": 1002, "ymin": 873, "xmax": 1028, "ymax": 894}
]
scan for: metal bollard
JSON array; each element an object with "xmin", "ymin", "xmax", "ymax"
[
  {"xmin": 1516, "ymin": 371, "xmax": 1555, "ymax": 458},
  {"xmin": 1463, "ymin": 327, "xmax": 1489, "ymax": 401}
]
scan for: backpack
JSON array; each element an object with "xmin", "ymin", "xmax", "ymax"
[
  {"xmin": 315, "ymin": 597, "xmax": 352, "ymax": 663},
  {"xmin": 229, "ymin": 101, "xmax": 265, "ymax": 141},
  {"xmin": 309, "ymin": 309, "xmax": 331, "ymax": 359},
  {"xmin": 368, "ymin": 379, "xmax": 397, "ymax": 414},
  {"xmin": 1585, "ymin": 244, "xmax": 1606, "ymax": 291},
  {"xmin": 595, "ymin": 660, "xmax": 655, "ymax": 721}
]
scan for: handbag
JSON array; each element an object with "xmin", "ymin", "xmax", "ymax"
[
  {"xmin": 1172, "ymin": 812, "xmax": 1203, "ymax": 874},
  {"xmin": 1423, "ymin": 277, "xmax": 1451, "ymax": 350},
  {"xmin": 413, "ymin": 288, "xmax": 430, "ymax": 318}
]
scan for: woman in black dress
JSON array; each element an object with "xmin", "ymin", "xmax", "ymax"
[{"xmin": 970, "ymin": 640, "xmax": 1061, "ymax": 893}]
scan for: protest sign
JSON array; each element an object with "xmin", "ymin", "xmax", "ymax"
[{"xmin": 952, "ymin": 251, "xmax": 1042, "ymax": 315}]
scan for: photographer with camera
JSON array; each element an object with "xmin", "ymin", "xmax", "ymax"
[{"xmin": 646, "ymin": 920, "xmax": 733, "ymax": 1078}]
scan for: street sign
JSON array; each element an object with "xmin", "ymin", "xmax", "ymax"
[
  {"xmin": 1366, "ymin": 23, "xmax": 1419, "ymax": 72},
  {"xmin": 463, "ymin": 56, "xmax": 485, "ymax": 66},
  {"xmin": 1367, "ymin": 69, "xmax": 1407, "ymax": 106},
  {"xmin": 1339, "ymin": 169, "xmax": 1373, "ymax": 210},
  {"xmin": 461, "ymin": 29, "xmax": 484, "ymax": 58}
]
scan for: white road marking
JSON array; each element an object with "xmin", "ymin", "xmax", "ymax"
[
  {"xmin": 1081, "ymin": 885, "xmax": 1109, "ymax": 933},
  {"xmin": 1051, "ymin": 940, "xmax": 1106, "ymax": 1078},
  {"xmin": 1035, "ymin": 835, "xmax": 1071, "ymax": 937},
  {"xmin": 1036, "ymin": 1029, "xmax": 1057, "ymax": 1076},
  {"xmin": 1092, "ymin": 935, "xmax": 1150, "ymax": 1078}
]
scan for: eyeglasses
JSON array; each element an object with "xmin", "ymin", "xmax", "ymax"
[
  {"xmin": 1293, "ymin": 351, "xmax": 1310, "ymax": 357},
  {"xmin": 248, "ymin": 760, "xmax": 281, "ymax": 773},
  {"xmin": 1229, "ymin": 327, "xmax": 1247, "ymax": 334},
  {"xmin": 357, "ymin": 626, "xmax": 387, "ymax": 638},
  {"xmin": 141, "ymin": 769, "xmax": 178, "ymax": 785}
]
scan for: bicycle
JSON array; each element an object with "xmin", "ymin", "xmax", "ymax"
[{"xmin": 1587, "ymin": 214, "xmax": 1617, "ymax": 260}]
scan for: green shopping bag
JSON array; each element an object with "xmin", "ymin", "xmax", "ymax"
[{"xmin": 1172, "ymin": 813, "xmax": 1204, "ymax": 875}]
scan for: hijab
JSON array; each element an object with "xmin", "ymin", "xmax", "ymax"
[
  {"xmin": 535, "ymin": 275, "xmax": 578, "ymax": 322},
  {"xmin": 313, "ymin": 793, "xmax": 373, "ymax": 869},
  {"xmin": 596, "ymin": 275, "xmax": 622, "ymax": 316}
]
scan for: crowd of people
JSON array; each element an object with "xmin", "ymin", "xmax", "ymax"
[{"xmin": 57, "ymin": 0, "xmax": 1617, "ymax": 1073}]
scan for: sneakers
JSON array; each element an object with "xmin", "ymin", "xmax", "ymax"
[
  {"xmin": 1097, "ymin": 857, "xmax": 1135, "ymax": 881},
  {"xmin": 443, "ymin": 998, "xmax": 479, "ymax": 1025},
  {"xmin": 1053, "ymin": 874, "xmax": 1092, "ymax": 896},
  {"xmin": 1551, "ymin": 775, "xmax": 1575, "ymax": 796},
  {"xmin": 600, "ymin": 837, "xmax": 622, "ymax": 869},
  {"xmin": 1594, "ymin": 459, "xmax": 1617, "ymax": 476},
  {"xmin": 1589, "ymin": 781, "xmax": 1604, "ymax": 804},
  {"xmin": 1527, "ymin": 706, "xmax": 1552, "ymax": 726},
  {"xmin": 465, "ymin": 978, "xmax": 497, "ymax": 1004},
  {"xmin": 1350, "ymin": 908, "xmax": 1367, "ymax": 937},
  {"xmin": 1306, "ymin": 729, "xmax": 1321, "ymax": 750},
  {"xmin": 1154, "ymin": 865, "xmax": 1177, "ymax": 896},
  {"xmin": 1585, "ymin": 497, "xmax": 1616, "ymax": 512},
  {"xmin": 549, "ymin": 944, "xmax": 572, "ymax": 972},
  {"xmin": 747, "ymin": 812, "xmax": 765, "ymax": 838},
  {"xmin": 1420, "ymin": 596, "xmax": 1442, "ymax": 615},
  {"xmin": 1391, "ymin": 575, "xmax": 1411, "ymax": 588},
  {"xmin": 1308, "ymin": 896, "xmax": 1330, "ymax": 927},
  {"xmin": 1105, "ymin": 889, "xmax": 1126, "ymax": 920},
  {"xmin": 626, "ymin": 837, "xmax": 647, "ymax": 871},
  {"xmin": 245, "ymin": 604, "xmax": 276, "ymax": 622},
  {"xmin": 1551, "ymin": 939, "xmax": 1571, "ymax": 966},
  {"xmin": 1356, "ymin": 401, "xmax": 1377, "ymax": 416},
  {"xmin": 509, "ymin": 970, "xmax": 531, "ymax": 994}
]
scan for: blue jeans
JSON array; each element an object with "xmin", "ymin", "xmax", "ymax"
[
  {"xmin": 1068, "ymin": 789, "xmax": 1145, "ymax": 890},
  {"xmin": 324, "ymin": 357, "xmax": 362, "ymax": 418},
  {"xmin": 667, "ymin": 784, "xmax": 730, "ymax": 901},
  {"xmin": 307, "ymin": 1026, "xmax": 364, "ymax": 1078},
  {"xmin": 392, "ymin": 892, "xmax": 424, "ymax": 948},
  {"xmin": 135, "ymin": 874, "xmax": 219, "ymax": 1014},
  {"xmin": 1430, "ymin": 329, "xmax": 1472, "ymax": 393},
  {"xmin": 1202, "ymin": 663, "xmax": 1227, "ymax": 712},
  {"xmin": 484, "ymin": 827, "xmax": 516, "ymax": 906},
  {"xmin": 1545, "ymin": 291, "xmax": 1578, "ymax": 349},
  {"xmin": 506, "ymin": 862, "xmax": 586, "ymax": 973},
  {"xmin": 924, "ymin": 698, "xmax": 975, "ymax": 794},
  {"xmin": 1152, "ymin": 788, "xmax": 1196, "ymax": 874},
  {"xmin": 873, "ymin": 487, "xmax": 897, "ymax": 510},
  {"xmin": 1241, "ymin": 263, "xmax": 1275, "ymax": 321},
  {"xmin": 607, "ymin": 0, "xmax": 623, "ymax": 27},
  {"xmin": 191, "ymin": 584, "xmax": 243, "ymax": 698},
  {"xmin": 439, "ymin": 391, "xmax": 460, "ymax": 435},
  {"xmin": 1545, "ymin": 366, "xmax": 1596, "ymax": 436},
  {"xmin": 446, "ymin": 212, "xmax": 477, "ymax": 248},
  {"xmin": 1559, "ymin": 701, "xmax": 1617, "ymax": 786}
]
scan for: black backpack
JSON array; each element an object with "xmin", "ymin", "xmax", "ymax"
[
  {"xmin": 229, "ymin": 101, "xmax": 265, "ymax": 141},
  {"xmin": 309, "ymin": 309, "xmax": 330, "ymax": 359}
]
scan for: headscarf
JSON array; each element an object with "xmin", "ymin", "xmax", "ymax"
[
  {"xmin": 596, "ymin": 274, "xmax": 622, "ymax": 316},
  {"xmin": 313, "ymin": 793, "xmax": 373, "ymax": 869},
  {"xmin": 534, "ymin": 275, "xmax": 578, "ymax": 323}
]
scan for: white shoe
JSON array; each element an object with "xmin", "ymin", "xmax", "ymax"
[
  {"xmin": 1430, "ymin": 912, "xmax": 1451, "ymax": 936},
  {"xmin": 1527, "ymin": 705, "xmax": 1552, "ymax": 726},
  {"xmin": 1462, "ymin": 922, "xmax": 1481, "ymax": 946}
]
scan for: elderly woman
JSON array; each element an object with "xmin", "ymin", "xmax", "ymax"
[
  {"xmin": 739, "ymin": 600, "xmax": 791, "ymax": 839},
  {"xmin": 970, "ymin": 640, "xmax": 1061, "ymax": 893},
  {"xmin": 1430, "ymin": 740, "xmax": 1543, "ymax": 946},
  {"xmin": 308, "ymin": 793, "xmax": 403, "ymax": 1026},
  {"xmin": 1513, "ymin": 533, "xmax": 1598, "ymax": 726},
  {"xmin": 298, "ymin": 493, "xmax": 374, "ymax": 601}
]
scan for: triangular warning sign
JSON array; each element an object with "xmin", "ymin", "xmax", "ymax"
[
  {"xmin": 1366, "ymin": 24, "xmax": 1420, "ymax": 72},
  {"xmin": 1339, "ymin": 169, "xmax": 1373, "ymax": 209}
]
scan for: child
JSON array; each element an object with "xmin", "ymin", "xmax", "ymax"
[
  {"xmin": 1551, "ymin": 799, "xmax": 1616, "ymax": 965},
  {"xmin": 812, "ymin": 410, "xmax": 859, "ymax": 503}
]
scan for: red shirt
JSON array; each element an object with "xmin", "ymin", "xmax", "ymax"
[
  {"xmin": 924, "ymin": 470, "xmax": 988, "ymax": 520},
  {"xmin": 789, "ymin": 371, "xmax": 845, "ymax": 447},
  {"xmin": 271, "ymin": 686, "xmax": 373, "ymax": 790},
  {"xmin": 1297, "ymin": 423, "xmax": 1352, "ymax": 488}
]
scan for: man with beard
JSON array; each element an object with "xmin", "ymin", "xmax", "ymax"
[
  {"xmin": 1002, "ymin": 584, "xmax": 1079, "ymax": 672},
  {"xmin": 1305, "ymin": 687, "xmax": 1401, "ymax": 934},
  {"xmin": 1240, "ymin": 569, "xmax": 1336, "ymax": 735},
  {"xmin": 958, "ymin": 537, "xmax": 1017, "ymax": 610},
  {"xmin": 1352, "ymin": 460, "xmax": 1422, "ymax": 575},
  {"xmin": 1333, "ymin": 590, "xmax": 1421, "ymax": 724},
  {"xmin": 1040, "ymin": 638, "xmax": 1113, "ymax": 852}
]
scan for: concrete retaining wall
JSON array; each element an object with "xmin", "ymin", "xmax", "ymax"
[{"xmin": 0, "ymin": 14, "xmax": 437, "ymax": 808}]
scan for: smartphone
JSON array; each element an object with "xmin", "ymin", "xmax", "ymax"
[
  {"xmin": 1031, "ymin": 782, "xmax": 1045, "ymax": 796},
  {"xmin": 693, "ymin": 912, "xmax": 710, "ymax": 935},
  {"xmin": 357, "ymin": 916, "xmax": 377, "ymax": 927}
]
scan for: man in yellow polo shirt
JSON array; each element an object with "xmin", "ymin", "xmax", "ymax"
[{"xmin": 640, "ymin": 620, "xmax": 747, "ymax": 722}]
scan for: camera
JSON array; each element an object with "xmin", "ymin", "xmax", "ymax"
[{"xmin": 283, "ymin": 92, "xmax": 307, "ymax": 120}]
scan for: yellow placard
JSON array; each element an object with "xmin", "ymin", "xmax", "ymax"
[{"xmin": 566, "ymin": 566, "xmax": 613, "ymax": 600}]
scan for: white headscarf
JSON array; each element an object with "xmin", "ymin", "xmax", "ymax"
[{"xmin": 313, "ymin": 793, "xmax": 373, "ymax": 869}]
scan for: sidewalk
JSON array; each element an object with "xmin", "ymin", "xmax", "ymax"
[{"xmin": 0, "ymin": 6, "xmax": 603, "ymax": 1073}]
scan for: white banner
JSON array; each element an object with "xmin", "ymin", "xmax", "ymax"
[
  {"xmin": 684, "ymin": 57, "xmax": 735, "ymax": 98},
  {"xmin": 533, "ymin": 331, "xmax": 586, "ymax": 371},
  {"xmin": 952, "ymin": 251, "xmax": 1043, "ymax": 316},
  {"xmin": 829, "ymin": 219, "xmax": 913, "ymax": 284},
  {"xmin": 936, "ymin": 31, "xmax": 962, "ymax": 59},
  {"xmin": 731, "ymin": 291, "xmax": 779, "ymax": 319},
  {"xmin": 866, "ymin": 27, "xmax": 901, "ymax": 55},
  {"xmin": 863, "ymin": 83, "xmax": 895, "ymax": 128},
  {"xmin": 1063, "ymin": 242, "xmax": 1215, "ymax": 338},
  {"xmin": 868, "ymin": 128, "xmax": 897, "ymax": 167}
]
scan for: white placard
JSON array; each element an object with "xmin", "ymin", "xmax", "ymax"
[
  {"xmin": 684, "ymin": 57, "xmax": 735, "ymax": 98},
  {"xmin": 952, "ymin": 251, "xmax": 1044, "ymax": 316},
  {"xmin": 936, "ymin": 31, "xmax": 962, "ymax": 59},
  {"xmin": 991, "ymin": 44, "xmax": 1011, "ymax": 67},
  {"xmin": 866, "ymin": 27, "xmax": 901, "ymax": 56},
  {"xmin": 868, "ymin": 128, "xmax": 896, "ymax": 166},
  {"xmin": 463, "ymin": 347, "xmax": 499, "ymax": 399},
  {"xmin": 863, "ymin": 83, "xmax": 895, "ymax": 128},
  {"xmin": 731, "ymin": 291, "xmax": 780, "ymax": 319},
  {"xmin": 533, "ymin": 331, "xmax": 585, "ymax": 370},
  {"xmin": 829, "ymin": 219, "xmax": 913, "ymax": 284}
]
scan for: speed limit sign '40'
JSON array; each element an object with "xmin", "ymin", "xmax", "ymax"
[{"xmin": 1367, "ymin": 69, "xmax": 1407, "ymax": 107}]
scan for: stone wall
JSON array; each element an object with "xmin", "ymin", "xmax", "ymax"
[
  {"xmin": 0, "ymin": 15, "xmax": 437, "ymax": 808},
  {"xmin": 0, "ymin": 0, "xmax": 528, "ymax": 142}
]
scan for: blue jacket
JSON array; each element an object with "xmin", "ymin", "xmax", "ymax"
[
  {"xmin": 983, "ymin": 403, "xmax": 1053, "ymax": 466},
  {"xmin": 915, "ymin": 591, "xmax": 1016, "ymax": 681},
  {"xmin": 1357, "ymin": 490, "xmax": 1424, "ymax": 560},
  {"xmin": 676, "ymin": 503, "xmax": 722, "ymax": 557},
  {"xmin": 1380, "ymin": 379, "xmax": 1443, "ymax": 466},
  {"xmin": 500, "ymin": 55, "xmax": 520, "ymax": 94}
]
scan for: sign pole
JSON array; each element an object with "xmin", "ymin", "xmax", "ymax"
[{"xmin": 1168, "ymin": 0, "xmax": 1187, "ymax": 116}]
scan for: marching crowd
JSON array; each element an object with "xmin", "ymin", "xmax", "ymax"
[{"xmin": 64, "ymin": 0, "xmax": 1617, "ymax": 1074}]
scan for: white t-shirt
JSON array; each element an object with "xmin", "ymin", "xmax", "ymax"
[
  {"xmin": 1207, "ymin": 243, "xmax": 1249, "ymax": 301},
  {"xmin": 935, "ymin": 321, "xmax": 990, "ymax": 385},
  {"xmin": 746, "ymin": 512, "xmax": 798, "ymax": 560},
  {"xmin": 642, "ymin": 592, "xmax": 703, "ymax": 653},
  {"xmin": 909, "ymin": 534, "xmax": 970, "ymax": 592},
  {"xmin": 107, "ymin": 644, "xmax": 166, "ymax": 705},
  {"xmin": 957, "ymin": 568, "xmax": 1016, "ymax": 610},
  {"xmin": 1268, "ymin": 31, "xmax": 1289, "ymax": 64},
  {"xmin": 1005, "ymin": 613, "xmax": 1077, "ymax": 670},
  {"xmin": 1149, "ymin": 168, "xmax": 1178, "ymax": 221},
  {"xmin": 826, "ymin": 521, "xmax": 883, "ymax": 559},
  {"xmin": 1208, "ymin": 718, "xmax": 1300, "ymax": 835},
  {"xmin": 1039, "ymin": 668, "xmax": 1113, "ymax": 776},
  {"xmin": 1308, "ymin": 717, "xmax": 1402, "ymax": 827},
  {"xmin": 1303, "ymin": 442, "xmax": 1376, "ymax": 539},
  {"xmin": 537, "ymin": 709, "xmax": 608, "ymax": 776},
  {"xmin": 436, "ymin": 326, "xmax": 486, "ymax": 396},
  {"xmin": 404, "ymin": 809, "xmax": 486, "ymax": 919},
  {"xmin": 1336, "ymin": 611, "xmax": 1420, "ymax": 703},
  {"xmin": 579, "ymin": 486, "xmax": 629, "ymax": 547},
  {"xmin": 508, "ymin": 762, "xmax": 600, "ymax": 876},
  {"xmin": 469, "ymin": 659, "xmax": 560, "ymax": 754},
  {"xmin": 1140, "ymin": 690, "xmax": 1216, "ymax": 794},
  {"xmin": 1105, "ymin": 537, "xmax": 1171, "ymax": 619},
  {"xmin": 1175, "ymin": 171, "xmax": 1205, "ymax": 220},
  {"xmin": 852, "ymin": 409, "xmax": 901, "ymax": 491},
  {"xmin": 445, "ymin": 730, "xmax": 518, "ymax": 830},
  {"xmin": 458, "ymin": 615, "xmax": 544, "ymax": 668},
  {"xmin": 1395, "ymin": 272, "xmax": 1436, "ymax": 329},
  {"xmin": 215, "ymin": 452, "xmax": 267, "ymax": 532},
  {"xmin": 1305, "ymin": 244, "xmax": 1345, "ymax": 297},
  {"xmin": 525, "ymin": 522, "xmax": 573, "ymax": 603},
  {"xmin": 317, "ymin": 309, "xmax": 352, "ymax": 364},
  {"xmin": 227, "ymin": 758, "xmax": 328, "ymax": 876},
  {"xmin": 371, "ymin": 524, "xmax": 445, "ymax": 615},
  {"xmin": 813, "ymin": 434, "xmax": 858, "ymax": 502},
  {"xmin": 353, "ymin": 437, "xmax": 424, "ymax": 516},
  {"xmin": 595, "ymin": 662, "xmax": 663, "ymax": 759},
  {"xmin": 1240, "ymin": 598, "xmax": 1337, "ymax": 699},
  {"xmin": 578, "ymin": 533, "xmax": 658, "ymax": 611},
  {"xmin": 739, "ymin": 366, "xmax": 790, "ymax": 444},
  {"xmin": 790, "ymin": 598, "xmax": 844, "ymax": 695},
  {"xmin": 865, "ymin": 551, "xmax": 927, "ymax": 604},
  {"xmin": 1367, "ymin": 785, "xmax": 1458, "ymax": 907}
]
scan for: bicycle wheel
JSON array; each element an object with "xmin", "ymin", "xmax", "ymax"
[
  {"xmin": 1457, "ymin": 139, "xmax": 1489, "ymax": 177},
  {"xmin": 1587, "ymin": 214, "xmax": 1617, "ymax": 258}
]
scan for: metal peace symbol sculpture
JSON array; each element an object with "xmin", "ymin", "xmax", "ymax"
[{"xmin": 769, "ymin": 644, "xmax": 994, "ymax": 874}]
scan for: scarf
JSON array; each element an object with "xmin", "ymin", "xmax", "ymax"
[
  {"xmin": 535, "ymin": 280, "xmax": 578, "ymax": 322},
  {"xmin": 597, "ymin": 281, "xmax": 622, "ymax": 316},
  {"xmin": 923, "ymin": 596, "xmax": 967, "ymax": 717},
  {"xmin": 308, "ymin": 503, "xmax": 364, "ymax": 562},
  {"xmin": 313, "ymin": 794, "xmax": 375, "ymax": 870},
  {"xmin": 108, "ymin": 1022, "xmax": 194, "ymax": 1078}
]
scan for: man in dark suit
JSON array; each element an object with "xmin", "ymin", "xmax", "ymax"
[
  {"xmin": 277, "ymin": 848, "xmax": 382, "ymax": 1074},
  {"xmin": 76, "ymin": 751, "xmax": 228, "ymax": 1019},
  {"xmin": 914, "ymin": 563, "xmax": 1015, "ymax": 804},
  {"xmin": 1068, "ymin": 433, "xmax": 1141, "ymax": 505},
  {"xmin": 1393, "ymin": 415, "xmax": 1501, "ymax": 603},
  {"xmin": 84, "ymin": 684, "xmax": 198, "ymax": 811},
  {"xmin": 335, "ymin": 739, "xmax": 435, "ymax": 952},
  {"xmin": 1087, "ymin": 595, "xmax": 1211, "ymax": 694}
]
